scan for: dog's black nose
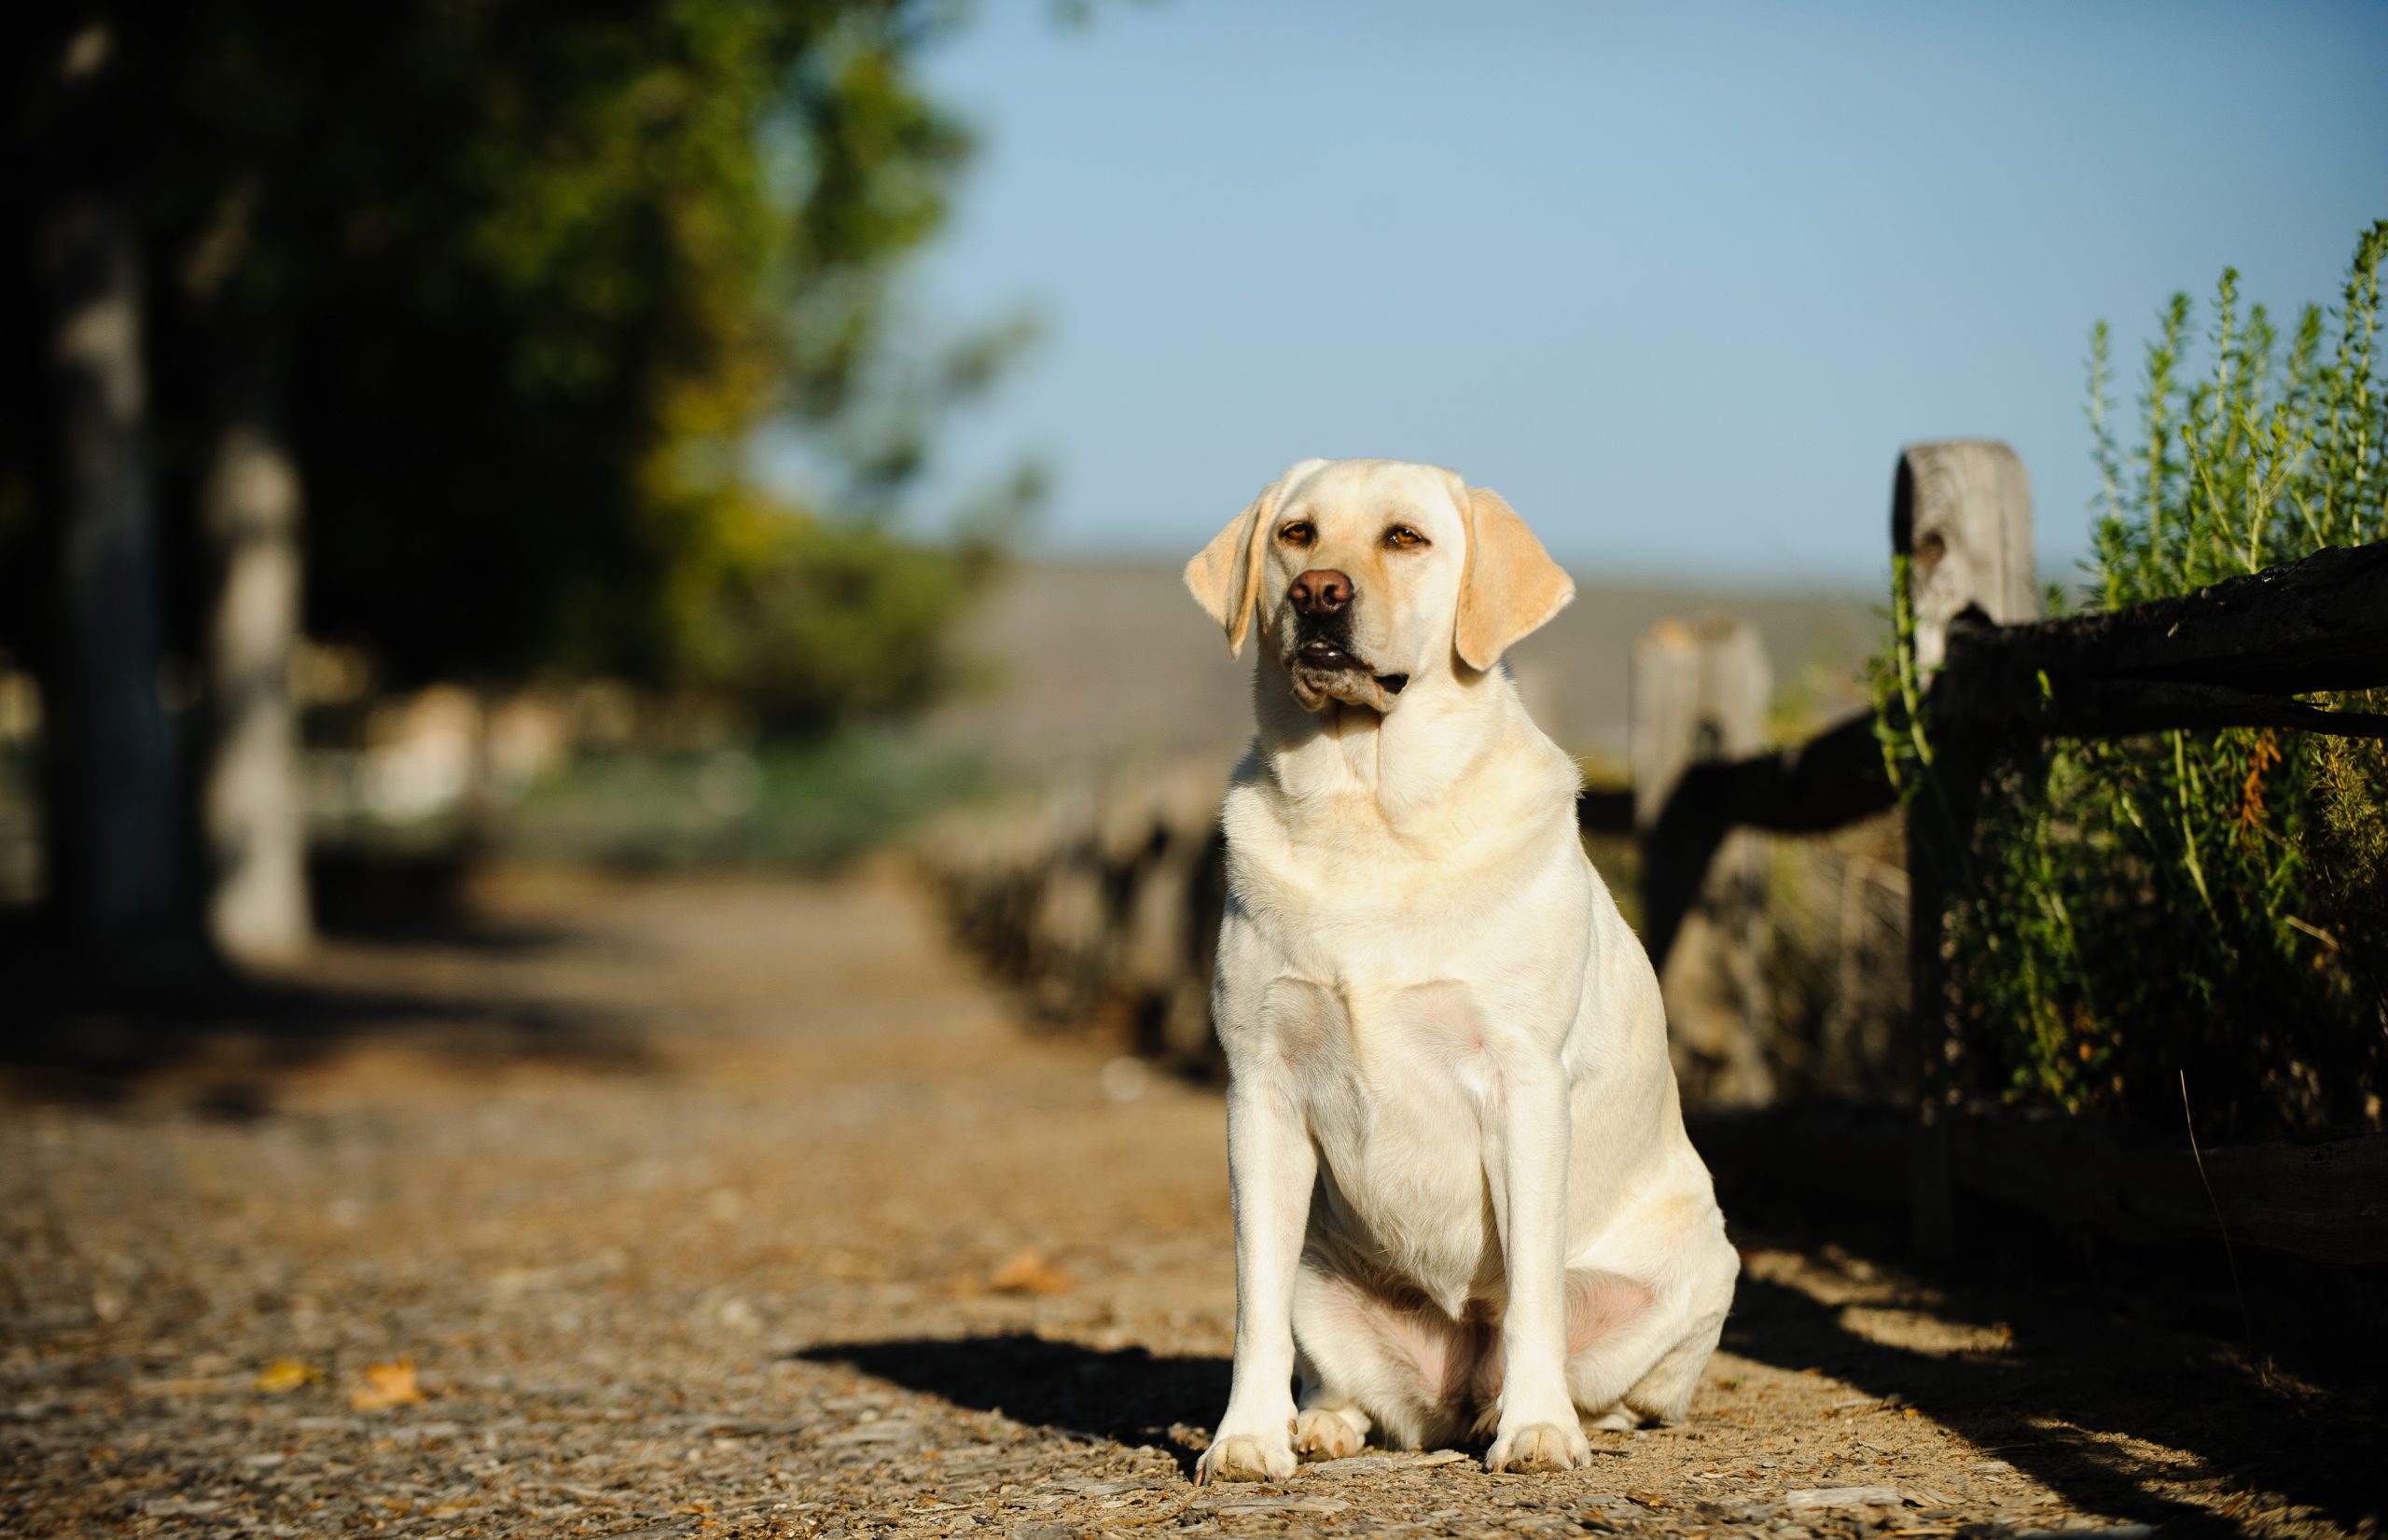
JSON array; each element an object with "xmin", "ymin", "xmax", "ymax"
[{"xmin": 1289, "ymin": 568, "xmax": 1353, "ymax": 616}]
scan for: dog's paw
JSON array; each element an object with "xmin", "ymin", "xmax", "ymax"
[
  {"xmin": 1294, "ymin": 1408, "xmax": 1365, "ymax": 1462},
  {"xmin": 1195, "ymin": 1431, "xmax": 1298, "ymax": 1484},
  {"xmin": 1486, "ymin": 1420, "xmax": 1592, "ymax": 1475}
]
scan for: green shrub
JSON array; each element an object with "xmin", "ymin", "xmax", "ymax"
[
  {"xmin": 670, "ymin": 500, "xmax": 1004, "ymax": 739},
  {"xmin": 1894, "ymin": 220, "xmax": 2387, "ymax": 1139}
]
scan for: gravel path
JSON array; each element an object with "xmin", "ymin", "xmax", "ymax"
[{"xmin": 4, "ymin": 867, "xmax": 2378, "ymax": 1539}]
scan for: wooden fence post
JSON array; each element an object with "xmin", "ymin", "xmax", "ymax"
[
  {"xmin": 1894, "ymin": 440, "xmax": 2036, "ymax": 1260},
  {"xmin": 1632, "ymin": 616, "xmax": 1775, "ymax": 1106}
]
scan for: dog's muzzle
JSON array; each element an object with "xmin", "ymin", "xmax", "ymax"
[{"xmin": 1287, "ymin": 617, "xmax": 1407, "ymax": 710}]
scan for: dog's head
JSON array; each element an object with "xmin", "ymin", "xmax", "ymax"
[{"xmin": 1183, "ymin": 458, "xmax": 1574, "ymax": 713}]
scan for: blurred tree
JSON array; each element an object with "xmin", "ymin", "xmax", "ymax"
[
  {"xmin": 1, "ymin": 1, "xmax": 1019, "ymax": 965},
  {"xmin": 12, "ymin": 19, "xmax": 189, "ymax": 970}
]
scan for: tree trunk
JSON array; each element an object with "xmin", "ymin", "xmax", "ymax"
[
  {"xmin": 199, "ymin": 337, "xmax": 311, "ymax": 964},
  {"xmin": 36, "ymin": 188, "xmax": 187, "ymax": 962}
]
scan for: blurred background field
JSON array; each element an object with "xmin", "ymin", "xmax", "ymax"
[{"xmin": 0, "ymin": 562, "xmax": 1876, "ymax": 897}]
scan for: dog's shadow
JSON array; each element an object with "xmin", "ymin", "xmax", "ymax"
[{"xmin": 790, "ymin": 1335, "xmax": 1229, "ymax": 1477}]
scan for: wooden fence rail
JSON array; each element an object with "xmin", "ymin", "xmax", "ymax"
[{"xmin": 1604, "ymin": 439, "xmax": 2388, "ymax": 1262}]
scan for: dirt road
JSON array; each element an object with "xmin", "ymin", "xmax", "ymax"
[{"xmin": 3, "ymin": 869, "xmax": 2377, "ymax": 1538}]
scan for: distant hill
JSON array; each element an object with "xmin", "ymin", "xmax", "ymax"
[{"xmin": 926, "ymin": 561, "xmax": 1881, "ymax": 774}]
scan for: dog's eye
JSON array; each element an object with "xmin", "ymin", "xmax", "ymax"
[
  {"xmin": 1383, "ymin": 525, "xmax": 1428, "ymax": 549},
  {"xmin": 1278, "ymin": 521, "xmax": 1315, "ymax": 548}
]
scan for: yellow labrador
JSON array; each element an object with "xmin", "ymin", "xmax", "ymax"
[{"xmin": 1184, "ymin": 459, "xmax": 1738, "ymax": 1480}]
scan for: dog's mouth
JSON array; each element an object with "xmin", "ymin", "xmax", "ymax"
[
  {"xmin": 1296, "ymin": 638, "xmax": 1363, "ymax": 672},
  {"xmin": 1286, "ymin": 634, "xmax": 1408, "ymax": 711}
]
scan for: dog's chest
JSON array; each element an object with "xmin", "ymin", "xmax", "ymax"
[{"xmin": 1266, "ymin": 978, "xmax": 1508, "ymax": 1305}]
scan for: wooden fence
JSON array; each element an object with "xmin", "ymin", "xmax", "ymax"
[
  {"xmin": 1592, "ymin": 439, "xmax": 2388, "ymax": 1262},
  {"xmin": 922, "ymin": 439, "xmax": 2388, "ymax": 1267}
]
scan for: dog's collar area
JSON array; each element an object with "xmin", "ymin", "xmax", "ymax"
[{"xmin": 1375, "ymin": 673, "xmax": 1409, "ymax": 695}]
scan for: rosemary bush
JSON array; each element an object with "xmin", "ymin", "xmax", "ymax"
[{"xmin": 1898, "ymin": 220, "xmax": 2387, "ymax": 1140}]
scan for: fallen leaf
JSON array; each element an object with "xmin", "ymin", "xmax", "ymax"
[
  {"xmin": 348, "ymin": 1360, "xmax": 424, "ymax": 1411},
  {"xmin": 254, "ymin": 1360, "xmax": 320, "ymax": 1394},
  {"xmin": 988, "ymin": 1249, "xmax": 1070, "ymax": 1295}
]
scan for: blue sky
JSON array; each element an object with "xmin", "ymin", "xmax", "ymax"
[{"xmin": 787, "ymin": 1, "xmax": 2388, "ymax": 589}]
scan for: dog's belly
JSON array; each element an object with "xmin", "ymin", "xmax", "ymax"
[{"xmin": 1271, "ymin": 978, "xmax": 1512, "ymax": 1315}]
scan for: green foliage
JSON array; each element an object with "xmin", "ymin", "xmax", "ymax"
[
  {"xmin": 679, "ymin": 499, "xmax": 1003, "ymax": 736},
  {"xmin": 1887, "ymin": 221, "xmax": 2388, "ymax": 1138},
  {"xmin": 0, "ymin": 1, "xmax": 1018, "ymax": 734},
  {"xmin": 277, "ymin": 0, "xmax": 1006, "ymax": 715}
]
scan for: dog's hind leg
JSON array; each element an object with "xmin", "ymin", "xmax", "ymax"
[
  {"xmin": 1617, "ymin": 1300, "xmax": 1728, "ymax": 1425},
  {"xmin": 1289, "ymin": 1341, "xmax": 1368, "ymax": 1461},
  {"xmin": 1452, "ymin": 1268, "xmax": 1664, "ymax": 1436},
  {"xmin": 1563, "ymin": 1244, "xmax": 1737, "ymax": 1428},
  {"xmin": 1293, "ymin": 1267, "xmax": 1472, "ymax": 1455},
  {"xmin": 1551, "ymin": 1267, "xmax": 1676, "ymax": 1422},
  {"xmin": 1293, "ymin": 1395, "xmax": 1370, "ymax": 1461}
]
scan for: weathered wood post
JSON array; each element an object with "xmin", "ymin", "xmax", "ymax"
[
  {"xmin": 200, "ymin": 339, "xmax": 312, "ymax": 965},
  {"xmin": 1632, "ymin": 616, "xmax": 1775, "ymax": 1106},
  {"xmin": 1894, "ymin": 441, "xmax": 2036, "ymax": 1259}
]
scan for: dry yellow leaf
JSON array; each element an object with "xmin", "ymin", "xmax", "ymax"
[
  {"xmin": 348, "ymin": 1359, "xmax": 425, "ymax": 1410},
  {"xmin": 253, "ymin": 1359, "xmax": 319, "ymax": 1394},
  {"xmin": 988, "ymin": 1249, "xmax": 1070, "ymax": 1296}
]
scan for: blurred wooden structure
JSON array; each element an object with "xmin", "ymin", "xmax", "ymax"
[
  {"xmin": 923, "ymin": 765, "xmax": 1228, "ymax": 1076},
  {"xmin": 1631, "ymin": 617, "xmax": 1774, "ymax": 1106}
]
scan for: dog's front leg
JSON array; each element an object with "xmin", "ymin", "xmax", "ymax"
[
  {"xmin": 1195, "ymin": 1070, "xmax": 1314, "ymax": 1484},
  {"xmin": 1484, "ymin": 1063, "xmax": 1593, "ymax": 1474}
]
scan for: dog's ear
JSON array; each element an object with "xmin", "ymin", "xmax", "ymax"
[
  {"xmin": 1184, "ymin": 490, "xmax": 1273, "ymax": 657},
  {"xmin": 1185, "ymin": 461, "xmax": 1322, "ymax": 657},
  {"xmin": 1454, "ymin": 485, "xmax": 1575, "ymax": 671}
]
